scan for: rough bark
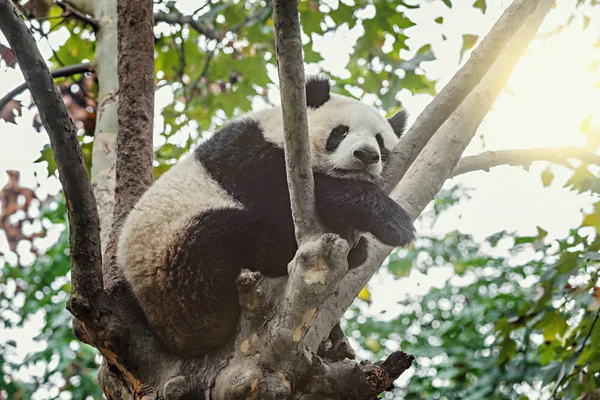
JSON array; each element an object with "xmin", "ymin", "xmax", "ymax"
[
  {"xmin": 1, "ymin": 0, "xmax": 558, "ymax": 398},
  {"xmin": 383, "ymin": 0, "xmax": 543, "ymax": 192},
  {"xmin": 0, "ymin": 1, "xmax": 104, "ymax": 307},
  {"xmin": 273, "ymin": 0, "xmax": 319, "ymax": 243},
  {"xmin": 103, "ymin": 0, "xmax": 155, "ymax": 292},
  {"xmin": 0, "ymin": 62, "xmax": 93, "ymax": 113}
]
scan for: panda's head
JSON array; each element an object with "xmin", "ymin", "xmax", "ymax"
[{"xmin": 303, "ymin": 76, "xmax": 407, "ymax": 182}]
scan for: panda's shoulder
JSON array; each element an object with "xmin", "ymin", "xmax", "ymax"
[{"xmin": 243, "ymin": 107, "xmax": 285, "ymax": 147}]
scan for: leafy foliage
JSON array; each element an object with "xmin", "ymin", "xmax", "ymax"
[
  {"xmin": 1, "ymin": 196, "xmax": 102, "ymax": 399},
  {"xmin": 0, "ymin": 0, "xmax": 598, "ymax": 398},
  {"xmin": 345, "ymin": 173, "xmax": 600, "ymax": 399}
]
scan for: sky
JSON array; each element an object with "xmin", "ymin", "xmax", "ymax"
[{"xmin": 0, "ymin": 0, "xmax": 599, "ymax": 396}]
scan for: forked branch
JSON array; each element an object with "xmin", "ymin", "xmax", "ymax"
[
  {"xmin": 309, "ymin": 0, "xmax": 556, "ymax": 345},
  {"xmin": 383, "ymin": 0, "xmax": 546, "ymax": 192}
]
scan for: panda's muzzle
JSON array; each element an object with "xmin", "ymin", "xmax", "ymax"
[{"xmin": 353, "ymin": 147, "xmax": 380, "ymax": 166}]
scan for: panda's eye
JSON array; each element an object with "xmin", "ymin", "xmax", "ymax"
[
  {"xmin": 326, "ymin": 125, "xmax": 350, "ymax": 152},
  {"xmin": 332, "ymin": 125, "xmax": 349, "ymax": 137}
]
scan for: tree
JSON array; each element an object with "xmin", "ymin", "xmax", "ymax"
[{"xmin": 0, "ymin": 0, "xmax": 598, "ymax": 398}]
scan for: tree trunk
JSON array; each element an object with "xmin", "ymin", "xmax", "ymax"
[{"xmin": 0, "ymin": 0, "xmax": 556, "ymax": 398}]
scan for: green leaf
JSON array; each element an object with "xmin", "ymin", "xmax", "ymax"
[
  {"xmin": 539, "ymin": 344, "xmax": 555, "ymax": 366},
  {"xmin": 388, "ymin": 258, "xmax": 413, "ymax": 278},
  {"xmin": 541, "ymin": 165, "xmax": 555, "ymax": 187},
  {"xmin": 34, "ymin": 144, "xmax": 57, "ymax": 177},
  {"xmin": 542, "ymin": 312, "xmax": 568, "ymax": 342},
  {"xmin": 441, "ymin": 0, "xmax": 452, "ymax": 8},
  {"xmin": 435, "ymin": 17, "xmax": 443, "ymax": 24},
  {"xmin": 496, "ymin": 338, "xmax": 517, "ymax": 365},
  {"xmin": 556, "ymin": 251, "xmax": 581, "ymax": 274},
  {"xmin": 473, "ymin": 0, "xmax": 487, "ymax": 13},
  {"xmin": 454, "ymin": 262, "xmax": 467, "ymax": 275},
  {"xmin": 460, "ymin": 34, "xmax": 479, "ymax": 63},
  {"xmin": 401, "ymin": 71, "xmax": 436, "ymax": 95},
  {"xmin": 303, "ymin": 43, "xmax": 323, "ymax": 63}
]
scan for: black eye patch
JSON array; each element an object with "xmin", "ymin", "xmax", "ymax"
[
  {"xmin": 326, "ymin": 125, "xmax": 350, "ymax": 152},
  {"xmin": 376, "ymin": 134, "xmax": 390, "ymax": 162}
]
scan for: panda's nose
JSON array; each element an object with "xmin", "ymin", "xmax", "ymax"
[{"xmin": 353, "ymin": 148, "xmax": 380, "ymax": 165}]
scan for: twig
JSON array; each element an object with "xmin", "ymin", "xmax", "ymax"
[
  {"xmin": 154, "ymin": 11, "xmax": 220, "ymax": 41},
  {"xmin": 0, "ymin": 62, "xmax": 93, "ymax": 112},
  {"xmin": 451, "ymin": 147, "xmax": 600, "ymax": 177},
  {"xmin": 272, "ymin": 0, "xmax": 319, "ymax": 243},
  {"xmin": 186, "ymin": 48, "xmax": 215, "ymax": 104},
  {"xmin": 383, "ymin": 0, "xmax": 545, "ymax": 192},
  {"xmin": 230, "ymin": 3, "xmax": 272, "ymax": 33},
  {"xmin": 61, "ymin": 0, "xmax": 94, "ymax": 17},
  {"xmin": 191, "ymin": 1, "xmax": 211, "ymax": 17},
  {"xmin": 0, "ymin": 3, "xmax": 103, "ymax": 302},
  {"xmin": 56, "ymin": 0, "xmax": 99, "ymax": 31}
]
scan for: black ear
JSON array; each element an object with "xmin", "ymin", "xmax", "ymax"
[
  {"xmin": 305, "ymin": 75, "xmax": 331, "ymax": 109},
  {"xmin": 388, "ymin": 110, "xmax": 408, "ymax": 138}
]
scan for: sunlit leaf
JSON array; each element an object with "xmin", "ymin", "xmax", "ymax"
[
  {"xmin": 473, "ymin": 0, "xmax": 487, "ymax": 13},
  {"xmin": 541, "ymin": 165, "xmax": 555, "ymax": 187},
  {"xmin": 460, "ymin": 34, "xmax": 479, "ymax": 63}
]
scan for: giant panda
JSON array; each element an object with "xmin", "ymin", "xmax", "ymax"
[{"xmin": 116, "ymin": 75, "xmax": 415, "ymax": 357}]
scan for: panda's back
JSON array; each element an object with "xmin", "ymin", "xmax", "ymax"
[{"xmin": 116, "ymin": 154, "xmax": 242, "ymax": 291}]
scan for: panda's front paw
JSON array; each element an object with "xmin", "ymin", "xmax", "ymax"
[{"xmin": 373, "ymin": 204, "xmax": 415, "ymax": 247}]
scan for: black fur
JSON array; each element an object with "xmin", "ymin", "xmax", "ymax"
[
  {"xmin": 193, "ymin": 118, "xmax": 404, "ymax": 276},
  {"xmin": 162, "ymin": 113, "xmax": 415, "ymax": 356},
  {"xmin": 388, "ymin": 110, "xmax": 408, "ymax": 138},
  {"xmin": 375, "ymin": 133, "xmax": 390, "ymax": 163},
  {"xmin": 306, "ymin": 75, "xmax": 331, "ymax": 109},
  {"xmin": 326, "ymin": 125, "xmax": 349, "ymax": 152}
]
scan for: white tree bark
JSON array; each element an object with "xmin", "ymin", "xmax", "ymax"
[
  {"xmin": 89, "ymin": 0, "xmax": 119, "ymax": 258},
  {"xmin": 451, "ymin": 147, "xmax": 600, "ymax": 177}
]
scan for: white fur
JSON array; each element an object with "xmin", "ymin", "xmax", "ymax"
[
  {"xmin": 117, "ymin": 92, "xmax": 398, "ymax": 290},
  {"xmin": 116, "ymin": 156, "xmax": 242, "ymax": 291},
  {"xmin": 251, "ymin": 94, "xmax": 399, "ymax": 178}
]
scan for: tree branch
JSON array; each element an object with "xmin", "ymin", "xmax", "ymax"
[
  {"xmin": 0, "ymin": 2, "xmax": 104, "ymax": 306},
  {"xmin": 62, "ymin": 0, "xmax": 95, "ymax": 17},
  {"xmin": 308, "ymin": 0, "xmax": 556, "ymax": 348},
  {"xmin": 154, "ymin": 11, "xmax": 220, "ymax": 41},
  {"xmin": 56, "ymin": 0, "xmax": 99, "ymax": 31},
  {"xmin": 451, "ymin": 147, "xmax": 600, "ymax": 177},
  {"xmin": 383, "ymin": 0, "xmax": 544, "ymax": 192},
  {"xmin": 0, "ymin": 62, "xmax": 93, "ymax": 113},
  {"xmin": 273, "ymin": 0, "xmax": 319, "ymax": 242},
  {"xmin": 391, "ymin": 0, "xmax": 555, "ymax": 218},
  {"xmin": 102, "ymin": 0, "xmax": 155, "ymax": 292},
  {"xmin": 299, "ymin": 351, "xmax": 414, "ymax": 399},
  {"xmin": 90, "ymin": 0, "xmax": 118, "ymax": 258}
]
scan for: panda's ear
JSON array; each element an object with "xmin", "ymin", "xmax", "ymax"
[
  {"xmin": 305, "ymin": 75, "xmax": 331, "ymax": 109},
  {"xmin": 388, "ymin": 110, "xmax": 408, "ymax": 138}
]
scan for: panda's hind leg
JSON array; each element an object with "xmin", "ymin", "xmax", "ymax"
[{"xmin": 144, "ymin": 208, "xmax": 281, "ymax": 357}]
